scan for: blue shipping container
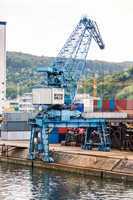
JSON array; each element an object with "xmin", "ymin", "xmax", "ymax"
[
  {"xmin": 110, "ymin": 99, "xmax": 115, "ymax": 111},
  {"xmin": 97, "ymin": 99, "xmax": 102, "ymax": 111},
  {"xmin": 49, "ymin": 128, "xmax": 59, "ymax": 144},
  {"xmin": 74, "ymin": 103, "xmax": 84, "ymax": 112},
  {"xmin": 49, "ymin": 133, "xmax": 59, "ymax": 144}
]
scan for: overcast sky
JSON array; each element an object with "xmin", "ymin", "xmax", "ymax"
[{"xmin": 0, "ymin": 0, "xmax": 133, "ymax": 62}]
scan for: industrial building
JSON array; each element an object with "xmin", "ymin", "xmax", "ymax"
[{"xmin": 0, "ymin": 21, "xmax": 6, "ymax": 114}]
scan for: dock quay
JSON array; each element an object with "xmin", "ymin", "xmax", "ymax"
[{"xmin": 0, "ymin": 140, "xmax": 133, "ymax": 182}]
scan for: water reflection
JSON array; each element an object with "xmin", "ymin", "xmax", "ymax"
[{"xmin": 0, "ymin": 163, "xmax": 133, "ymax": 200}]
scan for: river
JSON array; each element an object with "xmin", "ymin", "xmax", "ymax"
[{"xmin": 0, "ymin": 162, "xmax": 133, "ymax": 200}]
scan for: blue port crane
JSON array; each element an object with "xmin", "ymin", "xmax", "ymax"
[{"xmin": 29, "ymin": 17, "xmax": 110, "ymax": 162}]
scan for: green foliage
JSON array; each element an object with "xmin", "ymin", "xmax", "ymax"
[
  {"xmin": 6, "ymin": 51, "xmax": 133, "ymax": 99},
  {"xmin": 6, "ymin": 51, "xmax": 52, "ymax": 99},
  {"xmin": 79, "ymin": 67, "xmax": 133, "ymax": 99},
  {"xmin": 6, "ymin": 84, "xmax": 17, "ymax": 99},
  {"xmin": 116, "ymin": 85, "xmax": 133, "ymax": 99}
]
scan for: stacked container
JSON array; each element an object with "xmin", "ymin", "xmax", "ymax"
[
  {"xmin": 93, "ymin": 99, "xmax": 133, "ymax": 112},
  {"xmin": 49, "ymin": 128, "xmax": 59, "ymax": 144},
  {"xmin": 1, "ymin": 112, "xmax": 33, "ymax": 140},
  {"xmin": 126, "ymin": 100, "xmax": 133, "ymax": 110},
  {"xmin": 109, "ymin": 98, "xmax": 115, "ymax": 111},
  {"xmin": 93, "ymin": 100, "xmax": 98, "ymax": 111},
  {"xmin": 97, "ymin": 99, "xmax": 102, "ymax": 111},
  {"xmin": 102, "ymin": 100, "xmax": 110, "ymax": 111},
  {"xmin": 115, "ymin": 99, "xmax": 127, "ymax": 111}
]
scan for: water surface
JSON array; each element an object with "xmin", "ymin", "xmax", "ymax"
[{"xmin": 0, "ymin": 163, "xmax": 133, "ymax": 200}]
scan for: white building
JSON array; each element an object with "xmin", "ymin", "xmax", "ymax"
[
  {"xmin": 18, "ymin": 93, "xmax": 34, "ymax": 112},
  {"xmin": 0, "ymin": 21, "xmax": 6, "ymax": 114},
  {"xmin": 4, "ymin": 93, "xmax": 34, "ymax": 112}
]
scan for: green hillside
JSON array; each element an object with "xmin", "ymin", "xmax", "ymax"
[
  {"xmin": 6, "ymin": 51, "xmax": 133, "ymax": 99},
  {"xmin": 79, "ymin": 67, "xmax": 133, "ymax": 99}
]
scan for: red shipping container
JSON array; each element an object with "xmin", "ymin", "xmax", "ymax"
[
  {"xmin": 93, "ymin": 100, "xmax": 98, "ymax": 111},
  {"xmin": 102, "ymin": 100, "xmax": 110, "ymax": 111},
  {"xmin": 126, "ymin": 100, "xmax": 133, "ymax": 110},
  {"xmin": 115, "ymin": 99, "xmax": 127, "ymax": 111},
  {"xmin": 58, "ymin": 128, "xmax": 68, "ymax": 135}
]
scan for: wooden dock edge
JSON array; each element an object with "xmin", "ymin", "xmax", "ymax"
[{"xmin": 0, "ymin": 156, "xmax": 133, "ymax": 182}]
